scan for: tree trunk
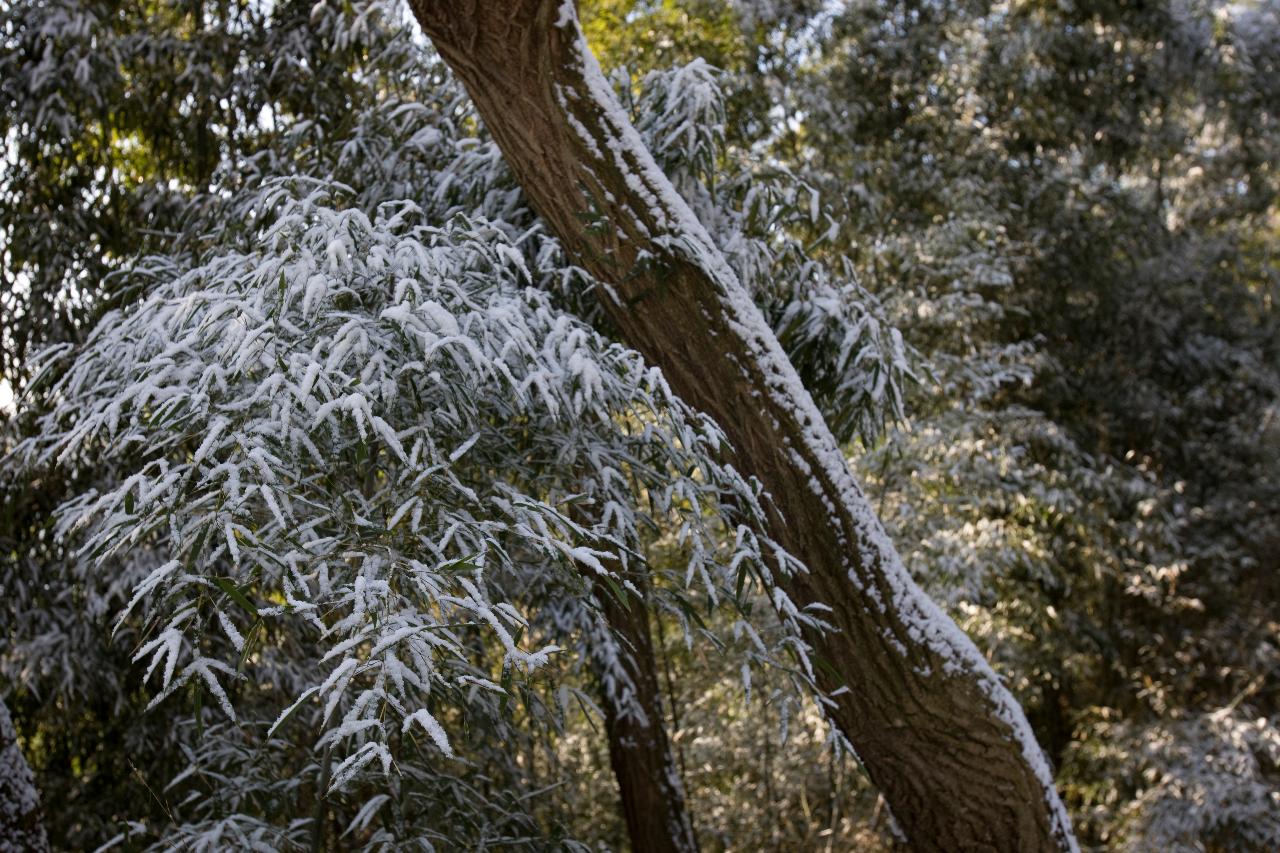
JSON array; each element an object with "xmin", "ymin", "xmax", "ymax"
[
  {"xmin": 592, "ymin": 579, "xmax": 698, "ymax": 853},
  {"xmin": 406, "ymin": 2, "xmax": 1076, "ymax": 849},
  {"xmin": 0, "ymin": 696, "xmax": 50, "ymax": 853},
  {"xmin": 567, "ymin": 499, "xmax": 698, "ymax": 852}
]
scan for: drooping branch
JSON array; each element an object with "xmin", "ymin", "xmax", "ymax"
[{"xmin": 406, "ymin": 2, "xmax": 1076, "ymax": 848}]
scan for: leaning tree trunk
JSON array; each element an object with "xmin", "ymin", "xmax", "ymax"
[
  {"xmin": 406, "ymin": 3, "xmax": 1076, "ymax": 849},
  {"xmin": 0, "ymin": 697, "xmax": 50, "ymax": 853}
]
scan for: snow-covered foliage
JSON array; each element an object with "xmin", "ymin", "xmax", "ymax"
[
  {"xmin": 1068, "ymin": 709, "xmax": 1280, "ymax": 850},
  {"xmin": 798, "ymin": 1, "xmax": 1280, "ymax": 848},
  {"xmin": 4, "ymin": 0, "xmax": 1276, "ymax": 849},
  {"xmin": 7, "ymin": 174, "xmax": 803, "ymax": 846},
  {"xmin": 3, "ymin": 3, "xmax": 903, "ymax": 843},
  {"xmin": 620, "ymin": 58, "xmax": 912, "ymax": 445},
  {"xmin": 0, "ymin": 698, "xmax": 48, "ymax": 853}
]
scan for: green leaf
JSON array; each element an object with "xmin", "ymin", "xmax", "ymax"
[
  {"xmin": 212, "ymin": 576, "xmax": 257, "ymax": 616},
  {"xmin": 193, "ymin": 681, "xmax": 204, "ymax": 741},
  {"xmin": 674, "ymin": 595, "xmax": 708, "ymax": 632},
  {"xmin": 187, "ymin": 526, "xmax": 209, "ymax": 569},
  {"xmin": 812, "ymin": 654, "xmax": 849, "ymax": 690},
  {"xmin": 268, "ymin": 687, "xmax": 318, "ymax": 737},
  {"xmin": 499, "ymin": 665, "xmax": 513, "ymax": 714},
  {"xmin": 599, "ymin": 575, "xmax": 631, "ymax": 613},
  {"xmin": 237, "ymin": 619, "xmax": 263, "ymax": 673}
]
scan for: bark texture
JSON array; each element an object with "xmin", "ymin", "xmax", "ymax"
[{"xmin": 406, "ymin": 2, "xmax": 1077, "ymax": 849}]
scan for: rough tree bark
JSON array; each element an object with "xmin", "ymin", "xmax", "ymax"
[{"xmin": 406, "ymin": 2, "xmax": 1077, "ymax": 849}]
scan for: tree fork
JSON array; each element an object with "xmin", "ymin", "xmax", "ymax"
[{"xmin": 406, "ymin": 2, "xmax": 1076, "ymax": 849}]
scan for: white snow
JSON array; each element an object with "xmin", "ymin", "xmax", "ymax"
[{"xmin": 555, "ymin": 6, "xmax": 1078, "ymax": 844}]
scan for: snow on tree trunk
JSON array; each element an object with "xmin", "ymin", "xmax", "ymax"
[
  {"xmin": 0, "ymin": 697, "xmax": 49, "ymax": 853},
  {"xmin": 405, "ymin": 2, "xmax": 1077, "ymax": 849}
]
